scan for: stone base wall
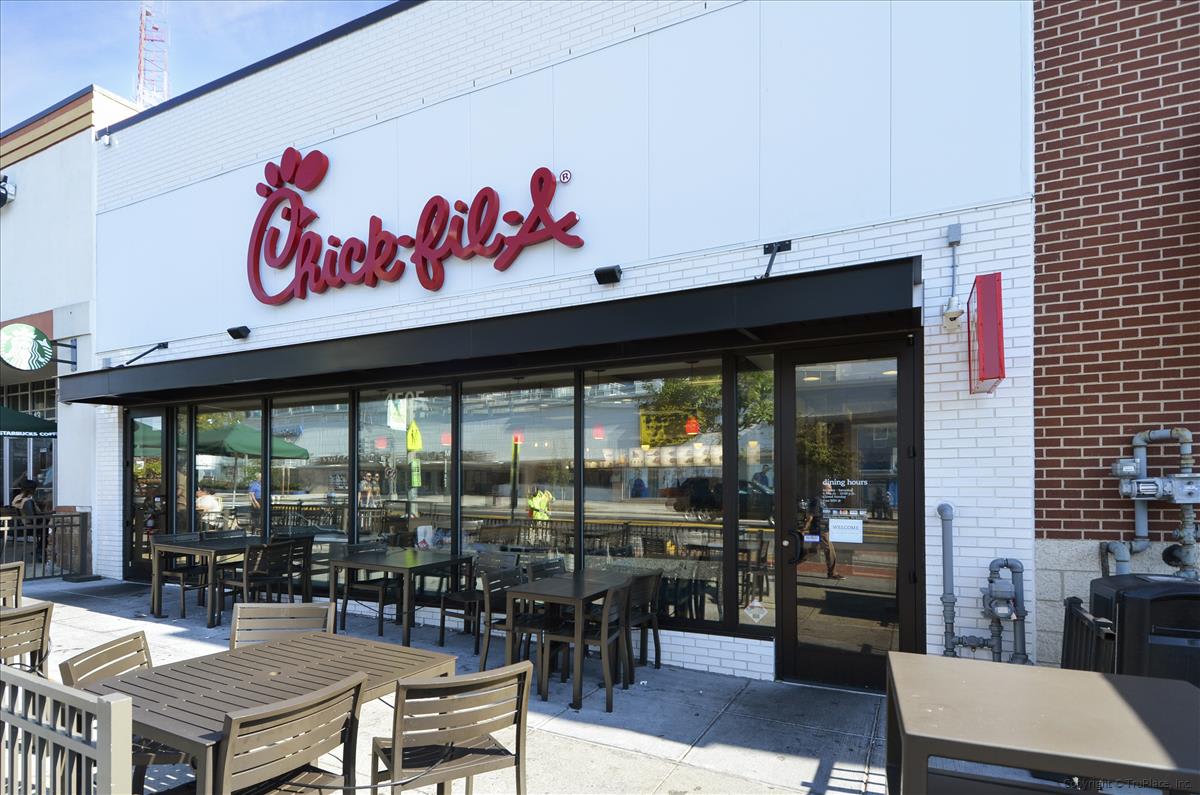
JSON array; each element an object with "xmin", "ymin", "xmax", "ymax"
[{"xmin": 1033, "ymin": 537, "xmax": 1179, "ymax": 666}]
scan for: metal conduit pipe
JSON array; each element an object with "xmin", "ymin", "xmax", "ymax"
[
  {"xmin": 1155, "ymin": 428, "xmax": 1198, "ymax": 578},
  {"xmin": 988, "ymin": 558, "xmax": 1030, "ymax": 664},
  {"xmin": 938, "ymin": 503, "xmax": 958, "ymax": 656},
  {"xmin": 938, "ymin": 502, "xmax": 1000, "ymax": 658}
]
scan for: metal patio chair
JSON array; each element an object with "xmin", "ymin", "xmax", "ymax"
[
  {"xmin": 60, "ymin": 631, "xmax": 192, "ymax": 795},
  {"xmin": 0, "ymin": 600, "xmax": 53, "ymax": 676},
  {"xmin": 0, "ymin": 560, "xmax": 24, "ymax": 607},
  {"xmin": 371, "ymin": 660, "xmax": 533, "ymax": 794},
  {"xmin": 229, "ymin": 601, "xmax": 334, "ymax": 649}
]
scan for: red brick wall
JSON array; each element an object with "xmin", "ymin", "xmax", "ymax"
[{"xmin": 1034, "ymin": 0, "xmax": 1200, "ymax": 542}]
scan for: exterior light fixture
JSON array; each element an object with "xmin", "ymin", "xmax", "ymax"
[
  {"xmin": 594, "ymin": 265, "xmax": 622, "ymax": 285},
  {"xmin": 227, "ymin": 325, "xmax": 251, "ymax": 340}
]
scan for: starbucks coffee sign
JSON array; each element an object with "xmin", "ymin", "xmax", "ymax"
[{"xmin": 0, "ymin": 323, "xmax": 53, "ymax": 371}]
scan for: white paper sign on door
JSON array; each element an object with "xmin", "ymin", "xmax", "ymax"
[{"xmin": 828, "ymin": 517, "xmax": 864, "ymax": 544}]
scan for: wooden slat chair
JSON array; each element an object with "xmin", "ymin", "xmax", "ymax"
[
  {"xmin": 0, "ymin": 600, "xmax": 52, "ymax": 676},
  {"xmin": 152, "ymin": 532, "xmax": 208, "ymax": 619},
  {"xmin": 339, "ymin": 540, "xmax": 398, "ymax": 637},
  {"xmin": 230, "ymin": 602, "xmax": 334, "ymax": 649},
  {"xmin": 525, "ymin": 556, "xmax": 566, "ymax": 581},
  {"xmin": 539, "ymin": 582, "xmax": 631, "ymax": 712},
  {"xmin": 625, "ymin": 570, "xmax": 664, "ymax": 671},
  {"xmin": 60, "ymin": 632, "xmax": 192, "ymax": 795},
  {"xmin": 478, "ymin": 567, "xmax": 527, "ymax": 672},
  {"xmin": 217, "ymin": 539, "xmax": 295, "ymax": 623},
  {"xmin": 371, "ymin": 660, "xmax": 533, "ymax": 795},
  {"xmin": 162, "ymin": 672, "xmax": 366, "ymax": 795},
  {"xmin": 438, "ymin": 552, "xmax": 519, "ymax": 653},
  {"xmin": 0, "ymin": 560, "xmax": 24, "ymax": 607}
]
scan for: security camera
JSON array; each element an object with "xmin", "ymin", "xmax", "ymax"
[
  {"xmin": 941, "ymin": 295, "xmax": 964, "ymax": 333},
  {"xmin": 0, "ymin": 175, "xmax": 15, "ymax": 208}
]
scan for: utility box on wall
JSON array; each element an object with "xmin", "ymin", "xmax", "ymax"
[{"xmin": 968, "ymin": 272, "xmax": 1006, "ymax": 394}]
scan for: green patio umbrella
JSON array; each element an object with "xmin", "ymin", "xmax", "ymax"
[
  {"xmin": 196, "ymin": 422, "xmax": 309, "ymax": 506},
  {"xmin": 132, "ymin": 420, "xmax": 162, "ymax": 456},
  {"xmin": 0, "ymin": 406, "xmax": 56, "ymax": 438},
  {"xmin": 195, "ymin": 423, "xmax": 309, "ymax": 460}
]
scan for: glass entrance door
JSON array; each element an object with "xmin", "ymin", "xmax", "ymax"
[
  {"xmin": 777, "ymin": 349, "xmax": 914, "ymax": 689},
  {"xmin": 126, "ymin": 409, "xmax": 168, "ymax": 580}
]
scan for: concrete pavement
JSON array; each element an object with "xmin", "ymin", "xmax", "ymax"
[{"xmin": 25, "ymin": 577, "xmax": 887, "ymax": 794}]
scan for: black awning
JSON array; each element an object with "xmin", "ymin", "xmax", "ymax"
[{"xmin": 61, "ymin": 257, "xmax": 920, "ymax": 405}]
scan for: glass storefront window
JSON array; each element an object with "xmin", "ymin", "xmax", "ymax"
[
  {"xmin": 357, "ymin": 386, "xmax": 452, "ymax": 547},
  {"xmin": 462, "ymin": 373, "xmax": 575, "ymax": 562},
  {"xmin": 583, "ymin": 360, "xmax": 723, "ymax": 622},
  {"xmin": 737, "ymin": 355, "xmax": 775, "ymax": 630},
  {"xmin": 269, "ymin": 393, "xmax": 350, "ymax": 540},
  {"xmin": 175, "ymin": 409, "xmax": 190, "ymax": 532},
  {"xmin": 194, "ymin": 400, "xmax": 263, "ymax": 534}
]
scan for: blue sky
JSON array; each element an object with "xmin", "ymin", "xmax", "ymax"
[{"xmin": 0, "ymin": 0, "xmax": 394, "ymax": 132}]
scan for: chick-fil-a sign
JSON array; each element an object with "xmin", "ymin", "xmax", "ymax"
[{"xmin": 247, "ymin": 147, "xmax": 584, "ymax": 305}]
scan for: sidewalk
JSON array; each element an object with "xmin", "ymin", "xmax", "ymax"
[{"xmin": 26, "ymin": 577, "xmax": 887, "ymax": 794}]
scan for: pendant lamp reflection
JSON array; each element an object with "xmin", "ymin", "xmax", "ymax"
[
  {"xmin": 592, "ymin": 424, "xmax": 606, "ymax": 441},
  {"xmin": 440, "ymin": 431, "xmax": 452, "ymax": 447},
  {"xmin": 685, "ymin": 415, "xmax": 701, "ymax": 436}
]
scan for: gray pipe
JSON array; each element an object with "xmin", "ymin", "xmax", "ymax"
[
  {"xmin": 938, "ymin": 503, "xmax": 958, "ymax": 656},
  {"xmin": 989, "ymin": 558, "xmax": 1030, "ymax": 664},
  {"xmin": 989, "ymin": 619, "xmax": 1004, "ymax": 662},
  {"xmin": 1131, "ymin": 428, "xmax": 1198, "ymax": 578}
]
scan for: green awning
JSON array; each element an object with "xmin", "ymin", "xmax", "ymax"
[{"xmin": 0, "ymin": 406, "xmax": 56, "ymax": 437}]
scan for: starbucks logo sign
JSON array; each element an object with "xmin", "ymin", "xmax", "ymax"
[{"xmin": 0, "ymin": 323, "xmax": 53, "ymax": 371}]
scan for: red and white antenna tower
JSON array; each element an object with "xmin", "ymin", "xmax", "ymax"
[{"xmin": 136, "ymin": 0, "xmax": 169, "ymax": 108}]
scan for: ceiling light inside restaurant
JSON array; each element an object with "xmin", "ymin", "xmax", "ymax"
[
  {"xmin": 882, "ymin": 369, "xmax": 897, "ymax": 376},
  {"xmin": 685, "ymin": 415, "xmax": 700, "ymax": 436}
]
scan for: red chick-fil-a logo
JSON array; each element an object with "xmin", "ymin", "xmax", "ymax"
[{"xmin": 247, "ymin": 147, "xmax": 584, "ymax": 305}]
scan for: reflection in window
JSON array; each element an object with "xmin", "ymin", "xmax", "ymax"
[
  {"xmin": 269, "ymin": 394, "xmax": 350, "ymax": 540},
  {"xmin": 195, "ymin": 400, "xmax": 262, "ymax": 534},
  {"xmin": 175, "ymin": 410, "xmax": 190, "ymax": 532},
  {"xmin": 583, "ymin": 360, "xmax": 723, "ymax": 623},
  {"xmin": 461, "ymin": 374, "xmax": 575, "ymax": 563},
  {"xmin": 737, "ymin": 356, "xmax": 775, "ymax": 630},
  {"xmin": 357, "ymin": 386, "xmax": 452, "ymax": 547}
]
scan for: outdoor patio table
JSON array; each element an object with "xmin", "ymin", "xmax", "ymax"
[
  {"xmin": 84, "ymin": 632, "xmax": 455, "ymax": 795},
  {"xmin": 149, "ymin": 535, "xmax": 307, "ymax": 629},
  {"xmin": 503, "ymin": 569, "xmax": 632, "ymax": 709},
  {"xmin": 328, "ymin": 547, "xmax": 472, "ymax": 646},
  {"xmin": 886, "ymin": 651, "xmax": 1200, "ymax": 794}
]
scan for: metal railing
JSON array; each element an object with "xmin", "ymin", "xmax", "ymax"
[
  {"xmin": 1060, "ymin": 595, "xmax": 1116, "ymax": 673},
  {"xmin": 0, "ymin": 513, "xmax": 91, "ymax": 580},
  {"xmin": 1, "ymin": 665, "xmax": 133, "ymax": 794}
]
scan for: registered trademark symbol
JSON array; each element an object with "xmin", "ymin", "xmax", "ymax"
[{"xmin": 559, "ymin": 169, "xmax": 572, "ymax": 184}]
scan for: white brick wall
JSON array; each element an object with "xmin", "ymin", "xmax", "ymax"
[
  {"xmin": 90, "ymin": 197, "xmax": 1038, "ymax": 664},
  {"xmin": 85, "ymin": 0, "xmax": 1037, "ymax": 667},
  {"xmin": 97, "ymin": 0, "xmax": 737, "ymax": 215}
]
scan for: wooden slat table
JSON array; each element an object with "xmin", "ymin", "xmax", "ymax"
[
  {"xmin": 328, "ymin": 548, "xmax": 472, "ymax": 646},
  {"xmin": 150, "ymin": 536, "xmax": 265, "ymax": 628},
  {"xmin": 86, "ymin": 633, "xmax": 455, "ymax": 795},
  {"xmin": 503, "ymin": 570, "xmax": 632, "ymax": 709}
]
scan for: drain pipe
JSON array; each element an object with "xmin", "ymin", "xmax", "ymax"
[
  {"xmin": 988, "ymin": 558, "xmax": 1030, "ymax": 664},
  {"xmin": 938, "ymin": 503, "xmax": 958, "ymax": 656}
]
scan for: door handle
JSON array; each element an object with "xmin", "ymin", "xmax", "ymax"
[{"xmin": 787, "ymin": 529, "xmax": 804, "ymax": 565}]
